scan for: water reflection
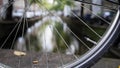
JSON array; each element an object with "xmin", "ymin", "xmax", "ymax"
[{"xmin": 15, "ymin": 16, "xmax": 79, "ymax": 55}]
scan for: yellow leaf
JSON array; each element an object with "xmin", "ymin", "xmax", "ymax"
[{"xmin": 14, "ymin": 51, "xmax": 26, "ymax": 56}]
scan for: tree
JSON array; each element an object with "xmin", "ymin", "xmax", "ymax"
[
  {"xmin": 50, "ymin": 0, "xmax": 74, "ymax": 10},
  {"xmin": 29, "ymin": 0, "xmax": 74, "ymax": 11},
  {"xmin": 5, "ymin": 0, "xmax": 14, "ymax": 20}
]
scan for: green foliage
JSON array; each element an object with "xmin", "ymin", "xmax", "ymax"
[
  {"xmin": 26, "ymin": 22, "xmax": 50, "ymax": 52},
  {"xmin": 29, "ymin": 0, "xmax": 36, "ymax": 4},
  {"xmin": 24, "ymin": 15, "xmax": 72, "ymax": 52},
  {"xmin": 25, "ymin": 33, "xmax": 42, "ymax": 52},
  {"xmin": 29, "ymin": 35, "xmax": 41, "ymax": 52},
  {"xmin": 29, "ymin": 0, "xmax": 74, "ymax": 10},
  {"xmin": 82, "ymin": 25, "xmax": 106, "ymax": 42},
  {"xmin": 53, "ymin": 22, "xmax": 71, "ymax": 52},
  {"xmin": 51, "ymin": 0, "xmax": 74, "ymax": 10}
]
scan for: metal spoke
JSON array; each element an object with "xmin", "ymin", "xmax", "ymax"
[
  {"xmin": 25, "ymin": 13, "xmax": 34, "ymax": 68},
  {"xmin": 18, "ymin": 57, "xmax": 21, "ymax": 68},
  {"xmin": 33, "ymin": 2, "xmax": 102, "ymax": 50},
  {"xmin": 75, "ymin": 0, "xmax": 117, "ymax": 11},
  {"xmin": 36, "ymin": 0, "xmax": 79, "ymax": 60},
  {"xmin": 56, "ymin": 0, "xmax": 102, "ymax": 38},
  {"xmin": 71, "ymin": 12, "xmax": 102, "ymax": 38},
  {"xmin": 57, "ymin": 16, "xmax": 92, "ymax": 49},
  {"xmin": 17, "ymin": 0, "xmax": 30, "ymax": 67},
  {"xmin": 67, "ymin": 27, "xmax": 92, "ymax": 50},
  {"xmin": 79, "ymin": 3, "xmax": 111, "ymax": 25},
  {"xmin": 35, "ymin": 1, "xmax": 98, "ymax": 50},
  {"xmin": 29, "ymin": 0, "xmax": 49, "ymax": 67},
  {"xmin": 36, "ymin": 2, "xmax": 98, "ymax": 50},
  {"xmin": 67, "ymin": 0, "xmax": 112, "ymax": 25},
  {"xmin": 42, "ymin": 23, "xmax": 49, "ymax": 68},
  {"xmin": 49, "ymin": 25, "xmax": 64, "ymax": 67},
  {"xmin": 52, "ymin": 25, "xmax": 78, "ymax": 59},
  {"xmin": 0, "ymin": 0, "xmax": 118, "ymax": 67},
  {"xmin": 10, "ymin": 18, "xmax": 23, "ymax": 49},
  {"xmin": 56, "ymin": 16, "xmax": 92, "ymax": 50},
  {"xmin": 0, "ymin": 15, "xmax": 24, "ymax": 49}
]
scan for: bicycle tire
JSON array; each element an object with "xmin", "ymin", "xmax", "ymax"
[{"xmin": 64, "ymin": 7, "xmax": 120, "ymax": 68}]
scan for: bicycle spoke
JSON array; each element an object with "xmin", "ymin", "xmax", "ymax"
[
  {"xmin": 71, "ymin": 12, "xmax": 102, "ymax": 38},
  {"xmin": 56, "ymin": 0, "xmax": 106, "ymax": 38},
  {"xmin": 58, "ymin": 16, "xmax": 92, "ymax": 49},
  {"xmin": 75, "ymin": 0, "xmax": 118, "ymax": 11},
  {"xmin": 42, "ymin": 22, "xmax": 49, "ymax": 68},
  {"xmin": 68, "ymin": 27, "xmax": 92, "ymax": 50},
  {"xmin": 36, "ymin": 0, "xmax": 98, "ymax": 49},
  {"xmin": 16, "ymin": 0, "xmax": 30, "ymax": 67},
  {"xmin": 49, "ymin": 24, "xmax": 64, "ymax": 67},
  {"xmin": 0, "ymin": 15, "xmax": 24, "ymax": 49},
  {"xmin": 52, "ymin": 25, "xmax": 78, "ymax": 59},
  {"xmin": 71, "ymin": 0, "xmax": 113, "ymax": 25},
  {"xmin": 25, "ymin": 14, "xmax": 34, "ymax": 68},
  {"xmin": 0, "ymin": 0, "xmax": 119, "ymax": 68},
  {"xmin": 79, "ymin": 4, "xmax": 111, "ymax": 25},
  {"xmin": 54, "ymin": 16, "xmax": 92, "ymax": 50},
  {"xmin": 10, "ymin": 19, "xmax": 22, "ymax": 49}
]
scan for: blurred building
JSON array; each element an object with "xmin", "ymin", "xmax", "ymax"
[
  {"xmin": 0, "ymin": 0, "xmax": 3, "ymax": 5},
  {"xmin": 14, "ymin": 0, "xmax": 24, "ymax": 9}
]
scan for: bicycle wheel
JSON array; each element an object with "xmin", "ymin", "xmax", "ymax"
[
  {"xmin": 109, "ymin": 35, "xmax": 120, "ymax": 58},
  {"xmin": 0, "ymin": 0, "xmax": 120, "ymax": 68}
]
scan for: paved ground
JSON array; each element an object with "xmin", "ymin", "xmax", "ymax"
[
  {"xmin": 0, "ymin": 49, "xmax": 120, "ymax": 68},
  {"xmin": 92, "ymin": 58, "xmax": 120, "ymax": 68},
  {"xmin": 0, "ymin": 49, "xmax": 75, "ymax": 68}
]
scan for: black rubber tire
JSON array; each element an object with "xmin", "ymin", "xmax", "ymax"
[{"xmin": 64, "ymin": 7, "xmax": 120, "ymax": 68}]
